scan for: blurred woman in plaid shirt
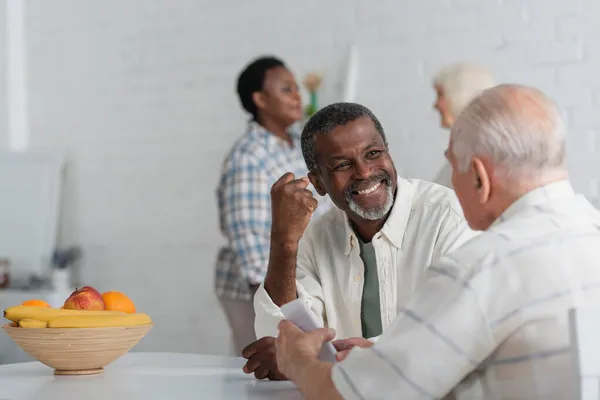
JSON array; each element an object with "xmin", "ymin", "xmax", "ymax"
[{"xmin": 215, "ymin": 56, "xmax": 332, "ymax": 356}]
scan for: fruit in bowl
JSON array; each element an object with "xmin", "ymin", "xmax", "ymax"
[
  {"xmin": 102, "ymin": 291, "xmax": 136, "ymax": 313},
  {"xmin": 63, "ymin": 286, "xmax": 105, "ymax": 310},
  {"xmin": 2, "ymin": 285, "xmax": 153, "ymax": 375},
  {"xmin": 21, "ymin": 299, "xmax": 51, "ymax": 308}
]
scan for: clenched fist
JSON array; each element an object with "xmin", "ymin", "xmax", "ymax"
[{"xmin": 270, "ymin": 172, "xmax": 318, "ymax": 245}]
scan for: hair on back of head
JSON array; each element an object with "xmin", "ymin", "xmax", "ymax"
[
  {"xmin": 236, "ymin": 56, "xmax": 285, "ymax": 120},
  {"xmin": 451, "ymin": 83, "xmax": 567, "ymax": 182},
  {"xmin": 433, "ymin": 62, "xmax": 496, "ymax": 118}
]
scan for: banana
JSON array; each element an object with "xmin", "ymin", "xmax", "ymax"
[
  {"xmin": 3, "ymin": 306, "xmax": 125, "ymax": 323},
  {"xmin": 18, "ymin": 318, "xmax": 47, "ymax": 328},
  {"xmin": 47, "ymin": 313, "xmax": 152, "ymax": 328}
]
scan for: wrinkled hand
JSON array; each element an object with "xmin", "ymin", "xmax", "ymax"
[
  {"xmin": 332, "ymin": 337, "xmax": 374, "ymax": 362},
  {"xmin": 242, "ymin": 337, "xmax": 287, "ymax": 381},
  {"xmin": 270, "ymin": 173, "xmax": 318, "ymax": 244},
  {"xmin": 275, "ymin": 320, "xmax": 336, "ymax": 381}
]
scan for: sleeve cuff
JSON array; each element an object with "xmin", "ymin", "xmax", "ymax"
[{"xmin": 253, "ymin": 282, "xmax": 314, "ymax": 339}]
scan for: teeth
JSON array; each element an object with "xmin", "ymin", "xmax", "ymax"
[{"xmin": 357, "ymin": 182, "xmax": 381, "ymax": 195}]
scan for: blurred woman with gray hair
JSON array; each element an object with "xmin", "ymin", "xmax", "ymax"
[{"xmin": 432, "ymin": 62, "xmax": 495, "ymax": 188}]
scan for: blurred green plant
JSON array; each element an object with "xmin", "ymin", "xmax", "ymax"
[{"xmin": 303, "ymin": 72, "xmax": 322, "ymax": 118}]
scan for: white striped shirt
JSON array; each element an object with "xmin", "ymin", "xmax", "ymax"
[{"xmin": 332, "ymin": 180, "xmax": 600, "ymax": 399}]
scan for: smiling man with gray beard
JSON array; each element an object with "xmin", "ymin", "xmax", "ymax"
[{"xmin": 241, "ymin": 102, "xmax": 478, "ymax": 380}]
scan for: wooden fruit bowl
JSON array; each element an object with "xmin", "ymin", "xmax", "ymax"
[{"xmin": 2, "ymin": 323, "xmax": 152, "ymax": 375}]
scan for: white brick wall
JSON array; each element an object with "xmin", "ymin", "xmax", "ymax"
[{"xmin": 19, "ymin": 0, "xmax": 600, "ymax": 355}]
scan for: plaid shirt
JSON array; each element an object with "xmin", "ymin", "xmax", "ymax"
[{"xmin": 215, "ymin": 122, "xmax": 332, "ymax": 301}]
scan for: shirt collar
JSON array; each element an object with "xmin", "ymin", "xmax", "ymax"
[
  {"xmin": 247, "ymin": 121, "xmax": 301, "ymax": 150},
  {"xmin": 491, "ymin": 180, "xmax": 575, "ymax": 227},
  {"xmin": 343, "ymin": 178, "xmax": 415, "ymax": 255}
]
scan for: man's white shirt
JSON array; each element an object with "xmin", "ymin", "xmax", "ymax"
[
  {"xmin": 332, "ymin": 180, "xmax": 600, "ymax": 399},
  {"xmin": 254, "ymin": 178, "xmax": 478, "ymax": 339}
]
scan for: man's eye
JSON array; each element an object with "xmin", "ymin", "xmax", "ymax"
[
  {"xmin": 334, "ymin": 162, "xmax": 350, "ymax": 170},
  {"xmin": 367, "ymin": 150, "xmax": 381, "ymax": 158}
]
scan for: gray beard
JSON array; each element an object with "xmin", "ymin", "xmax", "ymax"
[{"xmin": 346, "ymin": 182, "xmax": 394, "ymax": 220}]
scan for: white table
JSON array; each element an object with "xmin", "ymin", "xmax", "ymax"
[{"xmin": 0, "ymin": 352, "xmax": 303, "ymax": 399}]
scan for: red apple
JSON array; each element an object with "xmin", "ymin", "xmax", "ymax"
[{"xmin": 63, "ymin": 286, "xmax": 105, "ymax": 310}]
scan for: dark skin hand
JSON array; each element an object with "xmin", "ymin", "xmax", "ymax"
[
  {"xmin": 264, "ymin": 173, "xmax": 318, "ymax": 307},
  {"xmin": 241, "ymin": 337, "xmax": 287, "ymax": 381},
  {"xmin": 241, "ymin": 336, "xmax": 372, "ymax": 380}
]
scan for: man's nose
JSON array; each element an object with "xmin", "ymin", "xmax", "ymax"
[{"xmin": 353, "ymin": 161, "xmax": 373, "ymax": 180}]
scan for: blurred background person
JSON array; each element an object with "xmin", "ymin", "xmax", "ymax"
[
  {"xmin": 214, "ymin": 56, "xmax": 332, "ymax": 356},
  {"xmin": 432, "ymin": 62, "xmax": 496, "ymax": 189}
]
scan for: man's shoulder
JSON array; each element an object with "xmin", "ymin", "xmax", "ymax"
[
  {"xmin": 302, "ymin": 206, "xmax": 345, "ymax": 242},
  {"xmin": 435, "ymin": 217, "xmax": 543, "ymax": 274},
  {"xmin": 430, "ymin": 228, "xmax": 498, "ymax": 276},
  {"xmin": 402, "ymin": 178, "xmax": 464, "ymax": 219}
]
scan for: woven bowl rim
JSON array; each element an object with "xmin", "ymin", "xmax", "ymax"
[{"xmin": 2, "ymin": 322, "xmax": 153, "ymax": 333}]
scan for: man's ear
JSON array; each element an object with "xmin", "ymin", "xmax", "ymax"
[
  {"xmin": 308, "ymin": 171, "xmax": 327, "ymax": 196},
  {"xmin": 252, "ymin": 91, "xmax": 267, "ymax": 112},
  {"xmin": 472, "ymin": 157, "xmax": 491, "ymax": 204}
]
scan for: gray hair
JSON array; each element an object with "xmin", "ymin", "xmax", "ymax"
[
  {"xmin": 433, "ymin": 62, "xmax": 496, "ymax": 118},
  {"xmin": 301, "ymin": 102, "xmax": 388, "ymax": 172},
  {"xmin": 450, "ymin": 83, "xmax": 567, "ymax": 181}
]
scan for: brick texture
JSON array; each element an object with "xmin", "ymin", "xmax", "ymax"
[{"xmin": 21, "ymin": 0, "xmax": 600, "ymax": 355}]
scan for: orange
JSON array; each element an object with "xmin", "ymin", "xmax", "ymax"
[
  {"xmin": 21, "ymin": 299, "xmax": 51, "ymax": 308},
  {"xmin": 101, "ymin": 291, "xmax": 136, "ymax": 313}
]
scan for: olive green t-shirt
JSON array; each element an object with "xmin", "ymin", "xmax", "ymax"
[{"xmin": 357, "ymin": 237, "xmax": 383, "ymax": 338}]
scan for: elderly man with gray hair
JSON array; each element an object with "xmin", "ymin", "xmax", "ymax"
[{"xmin": 274, "ymin": 84, "xmax": 600, "ymax": 399}]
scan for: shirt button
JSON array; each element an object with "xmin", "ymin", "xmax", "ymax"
[{"xmin": 355, "ymin": 276, "xmax": 361, "ymax": 282}]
